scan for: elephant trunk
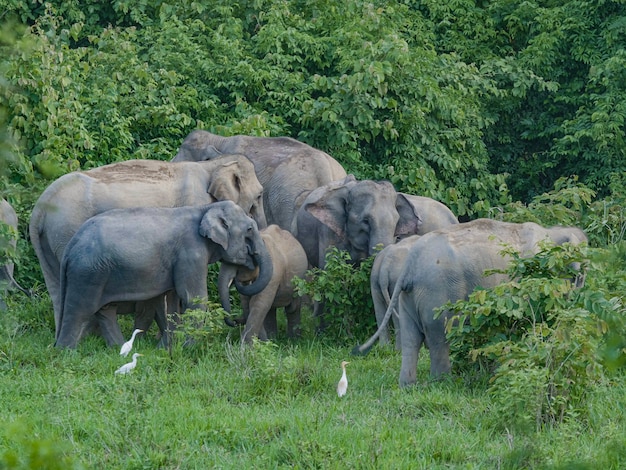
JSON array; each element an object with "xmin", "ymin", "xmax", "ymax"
[
  {"xmin": 218, "ymin": 263, "xmax": 244, "ymax": 327},
  {"xmin": 234, "ymin": 233, "xmax": 273, "ymax": 297},
  {"xmin": 217, "ymin": 263, "xmax": 236, "ymax": 313}
]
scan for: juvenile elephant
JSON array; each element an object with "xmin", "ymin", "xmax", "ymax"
[
  {"xmin": 354, "ymin": 219, "xmax": 588, "ymax": 386},
  {"xmin": 292, "ymin": 175, "xmax": 422, "ymax": 268},
  {"xmin": 55, "ymin": 201, "xmax": 272, "ymax": 349},
  {"xmin": 218, "ymin": 225, "xmax": 308, "ymax": 343},
  {"xmin": 370, "ymin": 235, "xmax": 422, "ymax": 347},
  {"xmin": 29, "ymin": 155, "xmax": 265, "ymax": 342},
  {"xmin": 370, "ymin": 197, "xmax": 456, "ymax": 346},
  {"xmin": 172, "ymin": 130, "xmax": 347, "ymax": 230},
  {"xmin": 0, "ymin": 198, "xmax": 30, "ymax": 309}
]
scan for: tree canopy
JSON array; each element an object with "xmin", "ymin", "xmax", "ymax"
[{"xmin": 1, "ymin": 0, "xmax": 624, "ymax": 215}]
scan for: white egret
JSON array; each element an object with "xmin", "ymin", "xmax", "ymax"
[
  {"xmin": 119, "ymin": 329, "xmax": 143, "ymax": 357},
  {"xmin": 115, "ymin": 353, "xmax": 143, "ymax": 375},
  {"xmin": 337, "ymin": 361, "xmax": 350, "ymax": 397}
]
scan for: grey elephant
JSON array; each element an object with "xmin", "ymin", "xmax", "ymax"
[
  {"xmin": 218, "ymin": 225, "xmax": 309, "ymax": 344},
  {"xmin": 29, "ymin": 155, "xmax": 265, "ymax": 343},
  {"xmin": 370, "ymin": 197, "xmax": 457, "ymax": 346},
  {"xmin": 172, "ymin": 130, "xmax": 347, "ymax": 230},
  {"xmin": 291, "ymin": 175, "xmax": 422, "ymax": 268},
  {"xmin": 370, "ymin": 234, "xmax": 422, "ymax": 347},
  {"xmin": 402, "ymin": 194, "xmax": 458, "ymax": 234},
  {"xmin": 354, "ymin": 218, "xmax": 588, "ymax": 386},
  {"xmin": 56, "ymin": 201, "xmax": 273, "ymax": 349},
  {"xmin": 0, "ymin": 198, "xmax": 30, "ymax": 309}
]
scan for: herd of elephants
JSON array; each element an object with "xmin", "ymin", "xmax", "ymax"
[{"xmin": 0, "ymin": 130, "xmax": 587, "ymax": 386}]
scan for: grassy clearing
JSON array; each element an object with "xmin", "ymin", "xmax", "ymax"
[{"xmin": 1, "ymin": 294, "xmax": 625, "ymax": 469}]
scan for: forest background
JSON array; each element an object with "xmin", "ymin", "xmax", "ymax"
[{"xmin": 0, "ymin": 1, "xmax": 625, "ymax": 468}]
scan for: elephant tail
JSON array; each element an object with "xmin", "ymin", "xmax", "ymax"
[{"xmin": 352, "ymin": 279, "xmax": 401, "ymax": 356}]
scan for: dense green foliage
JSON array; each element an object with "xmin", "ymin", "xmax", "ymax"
[
  {"xmin": 0, "ymin": 1, "xmax": 625, "ymax": 467},
  {"xmin": 2, "ymin": 0, "xmax": 624, "ymax": 210},
  {"xmin": 293, "ymin": 247, "xmax": 376, "ymax": 341},
  {"xmin": 442, "ymin": 242, "xmax": 616, "ymax": 429}
]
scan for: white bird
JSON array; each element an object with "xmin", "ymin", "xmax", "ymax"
[
  {"xmin": 119, "ymin": 329, "xmax": 143, "ymax": 357},
  {"xmin": 337, "ymin": 361, "xmax": 350, "ymax": 397},
  {"xmin": 115, "ymin": 353, "xmax": 143, "ymax": 375}
]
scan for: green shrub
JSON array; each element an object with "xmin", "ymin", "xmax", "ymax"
[
  {"xmin": 442, "ymin": 241, "xmax": 622, "ymax": 429},
  {"xmin": 293, "ymin": 247, "xmax": 375, "ymax": 342}
]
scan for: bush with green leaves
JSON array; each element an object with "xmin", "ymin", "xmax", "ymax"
[
  {"xmin": 442, "ymin": 240, "xmax": 624, "ymax": 429},
  {"xmin": 293, "ymin": 247, "xmax": 375, "ymax": 342},
  {"xmin": 164, "ymin": 299, "xmax": 230, "ymax": 359}
]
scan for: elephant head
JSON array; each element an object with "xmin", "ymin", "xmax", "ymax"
[
  {"xmin": 303, "ymin": 176, "xmax": 422, "ymax": 263},
  {"xmin": 203, "ymin": 156, "xmax": 266, "ymax": 229},
  {"xmin": 199, "ymin": 203, "xmax": 273, "ymax": 297}
]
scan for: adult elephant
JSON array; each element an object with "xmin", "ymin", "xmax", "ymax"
[
  {"xmin": 291, "ymin": 175, "xmax": 422, "ymax": 268},
  {"xmin": 354, "ymin": 219, "xmax": 588, "ymax": 386},
  {"xmin": 218, "ymin": 225, "xmax": 309, "ymax": 344},
  {"xmin": 402, "ymin": 194, "xmax": 458, "ymax": 234},
  {"xmin": 172, "ymin": 130, "xmax": 347, "ymax": 230},
  {"xmin": 56, "ymin": 201, "xmax": 272, "ymax": 349},
  {"xmin": 0, "ymin": 198, "xmax": 30, "ymax": 309},
  {"xmin": 29, "ymin": 155, "xmax": 265, "ymax": 342}
]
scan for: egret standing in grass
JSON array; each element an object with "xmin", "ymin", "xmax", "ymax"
[
  {"xmin": 115, "ymin": 353, "xmax": 143, "ymax": 375},
  {"xmin": 119, "ymin": 329, "xmax": 143, "ymax": 357},
  {"xmin": 337, "ymin": 361, "xmax": 350, "ymax": 397}
]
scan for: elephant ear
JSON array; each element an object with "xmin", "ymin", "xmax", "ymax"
[
  {"xmin": 394, "ymin": 193, "xmax": 422, "ymax": 238},
  {"xmin": 207, "ymin": 161, "xmax": 241, "ymax": 202},
  {"xmin": 199, "ymin": 207, "xmax": 229, "ymax": 250},
  {"xmin": 304, "ymin": 183, "xmax": 352, "ymax": 239}
]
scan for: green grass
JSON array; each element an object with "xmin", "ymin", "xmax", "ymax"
[{"xmin": 1, "ymin": 294, "xmax": 625, "ymax": 469}]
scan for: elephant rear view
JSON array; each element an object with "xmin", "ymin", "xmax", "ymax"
[
  {"xmin": 172, "ymin": 130, "xmax": 348, "ymax": 230},
  {"xmin": 55, "ymin": 201, "xmax": 273, "ymax": 349},
  {"xmin": 354, "ymin": 218, "xmax": 588, "ymax": 386},
  {"xmin": 0, "ymin": 198, "xmax": 30, "ymax": 309},
  {"xmin": 29, "ymin": 155, "xmax": 265, "ymax": 341}
]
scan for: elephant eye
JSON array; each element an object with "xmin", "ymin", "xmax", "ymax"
[{"xmin": 221, "ymin": 219, "xmax": 229, "ymax": 230}]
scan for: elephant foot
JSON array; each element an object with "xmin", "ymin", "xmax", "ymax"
[{"xmin": 224, "ymin": 315, "xmax": 246, "ymax": 327}]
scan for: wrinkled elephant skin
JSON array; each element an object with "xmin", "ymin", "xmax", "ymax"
[
  {"xmin": 356, "ymin": 218, "xmax": 588, "ymax": 387},
  {"xmin": 173, "ymin": 130, "xmax": 347, "ymax": 230},
  {"xmin": 55, "ymin": 201, "xmax": 273, "ymax": 349}
]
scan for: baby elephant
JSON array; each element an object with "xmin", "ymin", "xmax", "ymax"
[
  {"xmin": 218, "ymin": 225, "xmax": 308, "ymax": 344},
  {"xmin": 370, "ymin": 234, "xmax": 422, "ymax": 347},
  {"xmin": 56, "ymin": 201, "xmax": 273, "ymax": 348}
]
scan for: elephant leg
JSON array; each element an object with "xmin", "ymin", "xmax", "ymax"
[
  {"xmin": 263, "ymin": 307, "xmax": 278, "ymax": 339},
  {"xmin": 371, "ymin": 287, "xmax": 391, "ymax": 346},
  {"xmin": 398, "ymin": 292, "xmax": 424, "ymax": 387},
  {"xmin": 425, "ymin": 312, "xmax": 452, "ymax": 377},
  {"xmin": 133, "ymin": 299, "xmax": 157, "ymax": 334},
  {"xmin": 241, "ymin": 306, "xmax": 268, "ymax": 344},
  {"xmin": 158, "ymin": 292, "xmax": 182, "ymax": 348},
  {"xmin": 96, "ymin": 304, "xmax": 125, "ymax": 346},
  {"xmin": 285, "ymin": 300, "xmax": 302, "ymax": 338},
  {"xmin": 314, "ymin": 300, "xmax": 328, "ymax": 333},
  {"xmin": 392, "ymin": 310, "xmax": 401, "ymax": 351}
]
